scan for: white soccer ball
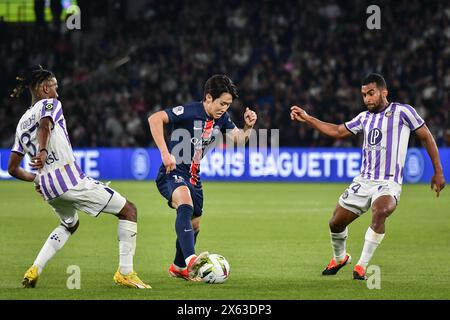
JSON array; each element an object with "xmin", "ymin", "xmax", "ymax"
[{"xmin": 198, "ymin": 254, "xmax": 230, "ymax": 284}]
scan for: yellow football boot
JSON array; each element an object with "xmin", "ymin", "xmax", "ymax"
[
  {"xmin": 113, "ymin": 269, "xmax": 152, "ymax": 289},
  {"xmin": 22, "ymin": 265, "xmax": 39, "ymax": 288}
]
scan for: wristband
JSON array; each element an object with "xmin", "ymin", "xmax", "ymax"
[{"xmin": 40, "ymin": 148, "xmax": 48, "ymax": 154}]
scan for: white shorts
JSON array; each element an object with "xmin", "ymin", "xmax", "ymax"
[
  {"xmin": 338, "ymin": 176, "xmax": 402, "ymax": 216},
  {"xmin": 47, "ymin": 177, "xmax": 127, "ymax": 228}
]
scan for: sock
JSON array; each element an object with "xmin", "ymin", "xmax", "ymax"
[
  {"xmin": 175, "ymin": 204, "xmax": 195, "ymax": 264},
  {"xmin": 330, "ymin": 227, "xmax": 348, "ymax": 263},
  {"xmin": 34, "ymin": 225, "xmax": 71, "ymax": 274},
  {"xmin": 174, "ymin": 230, "xmax": 199, "ymax": 268},
  {"xmin": 357, "ymin": 227, "xmax": 385, "ymax": 268},
  {"xmin": 118, "ymin": 220, "xmax": 137, "ymax": 275}
]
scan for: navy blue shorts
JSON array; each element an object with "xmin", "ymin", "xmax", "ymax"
[{"xmin": 155, "ymin": 171, "xmax": 204, "ymax": 217}]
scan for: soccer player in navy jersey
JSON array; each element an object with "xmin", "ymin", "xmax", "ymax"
[
  {"xmin": 290, "ymin": 73, "xmax": 445, "ymax": 280},
  {"xmin": 148, "ymin": 75, "xmax": 257, "ymax": 280}
]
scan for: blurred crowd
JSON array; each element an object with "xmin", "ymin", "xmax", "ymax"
[{"xmin": 1, "ymin": 0, "xmax": 449, "ymax": 148}]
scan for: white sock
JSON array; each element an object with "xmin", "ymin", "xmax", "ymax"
[
  {"xmin": 330, "ymin": 227, "xmax": 348, "ymax": 262},
  {"xmin": 357, "ymin": 227, "xmax": 385, "ymax": 268},
  {"xmin": 34, "ymin": 225, "xmax": 71, "ymax": 274},
  {"xmin": 118, "ymin": 220, "xmax": 137, "ymax": 275}
]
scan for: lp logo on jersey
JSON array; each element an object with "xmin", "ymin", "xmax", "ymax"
[{"xmin": 368, "ymin": 128, "xmax": 382, "ymax": 145}]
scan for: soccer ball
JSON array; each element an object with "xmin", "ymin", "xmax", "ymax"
[{"xmin": 198, "ymin": 254, "xmax": 230, "ymax": 284}]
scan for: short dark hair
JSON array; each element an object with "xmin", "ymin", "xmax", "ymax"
[
  {"xmin": 10, "ymin": 65, "xmax": 55, "ymax": 98},
  {"xmin": 361, "ymin": 73, "xmax": 387, "ymax": 89},
  {"xmin": 203, "ymin": 74, "xmax": 239, "ymax": 101}
]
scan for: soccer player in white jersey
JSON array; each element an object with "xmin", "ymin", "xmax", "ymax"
[
  {"xmin": 7, "ymin": 66, "xmax": 151, "ymax": 288},
  {"xmin": 290, "ymin": 73, "xmax": 446, "ymax": 280}
]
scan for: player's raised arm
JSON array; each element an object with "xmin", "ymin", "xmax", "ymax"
[
  {"xmin": 290, "ymin": 105, "xmax": 352, "ymax": 139},
  {"xmin": 227, "ymin": 107, "xmax": 257, "ymax": 145},
  {"xmin": 414, "ymin": 124, "xmax": 446, "ymax": 197},
  {"xmin": 148, "ymin": 110, "xmax": 176, "ymax": 173}
]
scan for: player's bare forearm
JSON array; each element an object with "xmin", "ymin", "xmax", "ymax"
[
  {"xmin": 415, "ymin": 124, "xmax": 446, "ymax": 196},
  {"xmin": 307, "ymin": 117, "xmax": 351, "ymax": 139},
  {"xmin": 290, "ymin": 105, "xmax": 350, "ymax": 139},
  {"xmin": 148, "ymin": 111, "xmax": 177, "ymax": 172},
  {"xmin": 416, "ymin": 125, "xmax": 443, "ymax": 174},
  {"xmin": 8, "ymin": 152, "xmax": 36, "ymax": 182},
  {"xmin": 148, "ymin": 111, "xmax": 170, "ymax": 156}
]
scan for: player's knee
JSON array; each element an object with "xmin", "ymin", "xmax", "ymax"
[
  {"xmin": 117, "ymin": 201, "xmax": 137, "ymax": 222},
  {"xmin": 172, "ymin": 187, "xmax": 193, "ymax": 208},
  {"xmin": 372, "ymin": 205, "xmax": 394, "ymax": 219},
  {"xmin": 63, "ymin": 220, "xmax": 79, "ymax": 234},
  {"xmin": 329, "ymin": 218, "xmax": 346, "ymax": 233}
]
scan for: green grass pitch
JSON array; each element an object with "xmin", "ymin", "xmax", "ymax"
[{"xmin": 0, "ymin": 181, "xmax": 449, "ymax": 300}]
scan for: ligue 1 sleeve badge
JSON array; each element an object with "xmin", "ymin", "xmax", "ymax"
[
  {"xmin": 45, "ymin": 102, "xmax": 54, "ymax": 110},
  {"xmin": 172, "ymin": 106, "xmax": 184, "ymax": 116}
]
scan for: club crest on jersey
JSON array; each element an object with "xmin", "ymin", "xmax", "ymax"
[
  {"xmin": 45, "ymin": 102, "xmax": 54, "ymax": 110},
  {"xmin": 385, "ymin": 111, "xmax": 393, "ymax": 117},
  {"xmin": 368, "ymin": 128, "xmax": 383, "ymax": 145},
  {"xmin": 172, "ymin": 106, "xmax": 184, "ymax": 116}
]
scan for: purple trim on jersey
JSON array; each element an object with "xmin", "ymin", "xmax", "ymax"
[
  {"xmin": 384, "ymin": 104, "xmax": 397, "ymax": 179},
  {"xmin": 346, "ymin": 115, "xmax": 361, "ymax": 129},
  {"xmin": 47, "ymin": 173, "xmax": 59, "ymax": 197},
  {"xmin": 55, "ymin": 168, "xmax": 68, "ymax": 193},
  {"xmin": 364, "ymin": 113, "xmax": 377, "ymax": 178},
  {"xmin": 40, "ymin": 175, "xmax": 51, "ymax": 199},
  {"xmin": 65, "ymin": 164, "xmax": 77, "ymax": 186},
  {"xmin": 400, "ymin": 111, "xmax": 414, "ymax": 129},
  {"xmin": 403, "ymin": 104, "xmax": 424, "ymax": 124},
  {"xmin": 58, "ymin": 119, "xmax": 72, "ymax": 146},
  {"xmin": 54, "ymin": 107, "xmax": 63, "ymax": 123},
  {"xmin": 51, "ymin": 99, "xmax": 58, "ymax": 116},
  {"xmin": 74, "ymin": 163, "xmax": 86, "ymax": 179},
  {"xmin": 359, "ymin": 112, "xmax": 370, "ymax": 177},
  {"xmin": 40, "ymin": 100, "xmax": 47, "ymax": 117},
  {"xmin": 361, "ymin": 111, "xmax": 371, "ymax": 127},
  {"xmin": 373, "ymin": 111, "xmax": 385, "ymax": 179},
  {"xmin": 393, "ymin": 117, "xmax": 404, "ymax": 183}
]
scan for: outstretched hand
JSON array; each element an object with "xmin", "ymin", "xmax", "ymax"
[{"xmin": 290, "ymin": 105, "xmax": 310, "ymax": 122}]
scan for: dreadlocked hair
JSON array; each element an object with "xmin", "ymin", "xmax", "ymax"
[{"xmin": 10, "ymin": 65, "xmax": 55, "ymax": 98}]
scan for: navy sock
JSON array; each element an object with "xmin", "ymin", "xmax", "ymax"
[
  {"xmin": 174, "ymin": 230, "xmax": 199, "ymax": 268},
  {"xmin": 174, "ymin": 204, "xmax": 195, "ymax": 264}
]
